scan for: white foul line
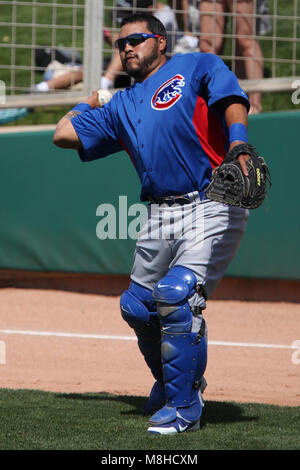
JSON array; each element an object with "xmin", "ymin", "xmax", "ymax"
[
  {"xmin": 0, "ymin": 328, "xmax": 296, "ymax": 350},
  {"xmin": 0, "ymin": 329, "xmax": 135, "ymax": 341}
]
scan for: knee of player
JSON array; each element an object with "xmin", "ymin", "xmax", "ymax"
[
  {"xmin": 153, "ymin": 266, "xmax": 198, "ymax": 330},
  {"xmin": 120, "ymin": 281, "xmax": 155, "ymax": 328},
  {"xmin": 153, "ymin": 266, "xmax": 197, "ymax": 304}
]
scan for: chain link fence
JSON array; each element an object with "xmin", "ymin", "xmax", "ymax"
[{"xmin": 0, "ymin": 0, "xmax": 299, "ymax": 108}]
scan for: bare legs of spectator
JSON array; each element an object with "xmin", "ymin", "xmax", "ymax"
[
  {"xmin": 199, "ymin": 0, "xmax": 264, "ymax": 114},
  {"xmin": 199, "ymin": 0, "xmax": 226, "ymax": 54},
  {"xmin": 34, "ymin": 52, "xmax": 125, "ymax": 92},
  {"xmin": 29, "ymin": 66, "xmax": 83, "ymax": 92},
  {"xmin": 46, "ymin": 67, "xmax": 83, "ymax": 90}
]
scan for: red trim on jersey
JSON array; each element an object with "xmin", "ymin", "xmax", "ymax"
[
  {"xmin": 117, "ymin": 136, "xmax": 136, "ymax": 169},
  {"xmin": 192, "ymin": 96, "xmax": 227, "ymax": 169}
]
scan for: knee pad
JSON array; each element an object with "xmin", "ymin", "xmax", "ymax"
[
  {"xmin": 120, "ymin": 281, "xmax": 156, "ymax": 330},
  {"xmin": 153, "ymin": 265, "xmax": 197, "ymax": 332},
  {"xmin": 120, "ymin": 281, "xmax": 162, "ymax": 382}
]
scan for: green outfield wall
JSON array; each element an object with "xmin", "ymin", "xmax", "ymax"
[{"xmin": 0, "ymin": 110, "xmax": 299, "ymax": 280}]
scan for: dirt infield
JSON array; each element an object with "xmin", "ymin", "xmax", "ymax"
[{"xmin": 0, "ymin": 283, "xmax": 299, "ymax": 407}]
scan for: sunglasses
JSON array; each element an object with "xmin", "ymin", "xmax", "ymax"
[{"xmin": 115, "ymin": 33, "xmax": 161, "ymax": 51}]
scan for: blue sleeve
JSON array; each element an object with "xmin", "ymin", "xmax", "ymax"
[
  {"xmin": 197, "ymin": 54, "xmax": 250, "ymax": 111},
  {"xmin": 71, "ymin": 101, "xmax": 123, "ymax": 162}
]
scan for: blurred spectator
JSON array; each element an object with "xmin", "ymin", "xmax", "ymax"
[
  {"xmin": 170, "ymin": 0, "xmax": 269, "ymax": 113},
  {"xmin": 29, "ymin": 46, "xmax": 84, "ymax": 92},
  {"xmin": 100, "ymin": 0, "xmax": 179, "ymax": 90},
  {"xmin": 199, "ymin": 0, "xmax": 269, "ymax": 114},
  {"xmin": 256, "ymin": 0, "xmax": 271, "ymax": 36},
  {"xmin": 29, "ymin": 0, "xmax": 179, "ymax": 93},
  {"xmin": 170, "ymin": 0, "xmax": 201, "ymax": 53}
]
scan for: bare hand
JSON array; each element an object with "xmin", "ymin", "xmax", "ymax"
[
  {"xmin": 229, "ymin": 141, "xmax": 250, "ymax": 176},
  {"xmin": 84, "ymin": 90, "xmax": 102, "ymax": 109}
]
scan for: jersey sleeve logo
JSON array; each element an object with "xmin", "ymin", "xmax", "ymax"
[{"xmin": 151, "ymin": 74, "xmax": 185, "ymax": 110}]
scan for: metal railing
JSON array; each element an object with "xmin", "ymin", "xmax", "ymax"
[{"xmin": 0, "ymin": 0, "xmax": 299, "ymax": 109}]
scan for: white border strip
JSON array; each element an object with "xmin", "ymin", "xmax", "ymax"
[{"xmin": 0, "ymin": 329, "xmax": 296, "ymax": 350}]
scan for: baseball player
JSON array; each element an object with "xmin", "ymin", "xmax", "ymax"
[{"xmin": 53, "ymin": 13, "xmax": 251, "ymax": 434}]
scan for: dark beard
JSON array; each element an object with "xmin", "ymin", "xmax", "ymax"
[{"xmin": 123, "ymin": 46, "xmax": 159, "ymax": 81}]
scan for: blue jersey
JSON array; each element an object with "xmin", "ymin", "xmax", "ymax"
[{"xmin": 71, "ymin": 53, "xmax": 249, "ymax": 201}]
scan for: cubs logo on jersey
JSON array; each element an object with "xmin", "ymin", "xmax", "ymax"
[{"xmin": 151, "ymin": 75, "xmax": 185, "ymax": 110}]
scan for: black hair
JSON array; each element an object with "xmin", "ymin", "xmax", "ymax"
[
  {"xmin": 120, "ymin": 13, "xmax": 167, "ymax": 53},
  {"xmin": 120, "ymin": 13, "xmax": 166, "ymax": 37}
]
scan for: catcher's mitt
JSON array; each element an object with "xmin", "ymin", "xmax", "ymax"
[{"xmin": 205, "ymin": 143, "xmax": 271, "ymax": 209}]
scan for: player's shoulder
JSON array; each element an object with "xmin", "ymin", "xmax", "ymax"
[
  {"xmin": 113, "ymin": 86, "xmax": 132, "ymax": 99},
  {"xmin": 196, "ymin": 52, "xmax": 228, "ymax": 72},
  {"xmin": 107, "ymin": 87, "xmax": 132, "ymax": 110},
  {"xmin": 170, "ymin": 52, "xmax": 227, "ymax": 75},
  {"xmin": 171, "ymin": 52, "xmax": 224, "ymax": 65}
]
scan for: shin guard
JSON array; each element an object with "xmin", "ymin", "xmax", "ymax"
[
  {"xmin": 120, "ymin": 281, "xmax": 163, "ymax": 383},
  {"xmin": 153, "ymin": 266, "xmax": 207, "ymax": 409}
]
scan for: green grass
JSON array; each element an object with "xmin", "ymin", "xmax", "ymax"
[
  {"xmin": 0, "ymin": 389, "xmax": 299, "ymax": 450},
  {"xmin": 0, "ymin": 0, "xmax": 85, "ymax": 90}
]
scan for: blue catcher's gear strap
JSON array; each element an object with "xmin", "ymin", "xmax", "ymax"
[
  {"xmin": 120, "ymin": 281, "xmax": 163, "ymax": 383},
  {"xmin": 153, "ymin": 266, "xmax": 207, "ymax": 408}
]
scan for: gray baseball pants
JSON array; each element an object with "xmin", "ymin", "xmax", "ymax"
[{"xmin": 130, "ymin": 194, "xmax": 249, "ymax": 309}]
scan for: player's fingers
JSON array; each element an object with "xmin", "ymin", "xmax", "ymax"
[
  {"xmin": 238, "ymin": 154, "xmax": 250, "ymax": 176},
  {"xmin": 83, "ymin": 90, "xmax": 100, "ymax": 109}
]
